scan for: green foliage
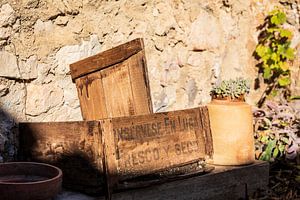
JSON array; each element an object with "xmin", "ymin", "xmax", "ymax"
[
  {"xmin": 255, "ymin": 9, "xmax": 295, "ymax": 89},
  {"xmin": 210, "ymin": 78, "xmax": 250, "ymax": 100},
  {"xmin": 254, "ymin": 10, "xmax": 300, "ymax": 197}
]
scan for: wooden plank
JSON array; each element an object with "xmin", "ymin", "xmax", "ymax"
[
  {"xmin": 75, "ymin": 72, "xmax": 108, "ymax": 120},
  {"xmin": 101, "ymin": 106, "xmax": 212, "ymax": 191},
  {"xmin": 101, "ymin": 62, "xmax": 135, "ymax": 118},
  {"xmin": 70, "ymin": 38, "xmax": 143, "ymax": 81},
  {"xmin": 127, "ymin": 50, "xmax": 153, "ymax": 115},
  {"xmin": 18, "ymin": 121, "xmax": 105, "ymax": 195},
  {"xmin": 104, "ymin": 161, "xmax": 269, "ymax": 200},
  {"xmin": 100, "ymin": 119, "xmax": 117, "ymax": 200}
]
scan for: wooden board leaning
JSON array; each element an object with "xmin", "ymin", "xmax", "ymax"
[{"xmin": 70, "ymin": 38, "xmax": 153, "ymax": 120}]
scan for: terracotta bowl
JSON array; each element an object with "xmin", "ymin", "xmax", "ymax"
[{"xmin": 0, "ymin": 162, "xmax": 62, "ymax": 200}]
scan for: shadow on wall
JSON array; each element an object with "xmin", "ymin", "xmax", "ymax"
[{"xmin": 0, "ymin": 108, "xmax": 18, "ymax": 162}]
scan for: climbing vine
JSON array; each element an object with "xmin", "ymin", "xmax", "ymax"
[
  {"xmin": 253, "ymin": 9, "xmax": 300, "ymax": 195},
  {"xmin": 255, "ymin": 9, "xmax": 295, "ymax": 107}
]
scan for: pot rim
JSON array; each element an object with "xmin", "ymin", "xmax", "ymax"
[
  {"xmin": 211, "ymin": 95, "xmax": 245, "ymax": 102},
  {"xmin": 210, "ymin": 99, "xmax": 245, "ymax": 103},
  {"xmin": 0, "ymin": 162, "xmax": 62, "ymax": 185}
]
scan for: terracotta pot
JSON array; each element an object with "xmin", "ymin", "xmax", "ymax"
[
  {"xmin": 207, "ymin": 99, "xmax": 255, "ymax": 165},
  {"xmin": 0, "ymin": 162, "xmax": 62, "ymax": 200}
]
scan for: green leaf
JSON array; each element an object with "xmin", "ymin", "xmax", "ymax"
[
  {"xmin": 262, "ymin": 55, "xmax": 271, "ymax": 64},
  {"xmin": 279, "ymin": 144, "xmax": 285, "ymax": 152},
  {"xmin": 271, "ymin": 53, "xmax": 279, "ymax": 62},
  {"xmin": 267, "ymin": 28, "xmax": 278, "ymax": 33},
  {"xmin": 273, "ymin": 147, "xmax": 279, "ymax": 158},
  {"xmin": 259, "ymin": 152, "xmax": 270, "ymax": 161},
  {"xmin": 261, "ymin": 135, "xmax": 269, "ymax": 143},
  {"xmin": 279, "ymin": 62, "xmax": 289, "ymax": 72},
  {"xmin": 264, "ymin": 139, "xmax": 276, "ymax": 160},
  {"xmin": 270, "ymin": 63, "xmax": 279, "ymax": 70},
  {"xmin": 277, "ymin": 44, "xmax": 285, "ymax": 55},
  {"xmin": 271, "ymin": 11, "xmax": 286, "ymax": 25},
  {"xmin": 256, "ymin": 45, "xmax": 268, "ymax": 58},
  {"xmin": 271, "ymin": 41, "xmax": 277, "ymax": 48},
  {"xmin": 271, "ymin": 15, "xmax": 280, "ymax": 25},
  {"xmin": 263, "ymin": 67, "xmax": 272, "ymax": 79},
  {"xmin": 278, "ymin": 76, "xmax": 291, "ymax": 86},
  {"xmin": 270, "ymin": 89, "xmax": 278, "ymax": 97},
  {"xmin": 285, "ymin": 48, "xmax": 295, "ymax": 60},
  {"xmin": 279, "ymin": 29, "xmax": 292, "ymax": 38}
]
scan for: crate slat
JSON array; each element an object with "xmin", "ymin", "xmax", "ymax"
[
  {"xmin": 75, "ymin": 72, "xmax": 108, "ymax": 119},
  {"xmin": 100, "ymin": 62, "xmax": 136, "ymax": 118},
  {"xmin": 127, "ymin": 50, "xmax": 152, "ymax": 115},
  {"xmin": 70, "ymin": 38, "xmax": 144, "ymax": 81}
]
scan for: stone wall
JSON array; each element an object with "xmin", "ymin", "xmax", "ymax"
[{"xmin": 0, "ymin": 0, "xmax": 299, "ymax": 161}]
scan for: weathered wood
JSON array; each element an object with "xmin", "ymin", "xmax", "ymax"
[
  {"xmin": 18, "ymin": 121, "xmax": 104, "ymax": 195},
  {"xmin": 75, "ymin": 72, "xmax": 108, "ymax": 119},
  {"xmin": 18, "ymin": 107, "xmax": 212, "ymax": 197},
  {"xmin": 127, "ymin": 50, "xmax": 152, "ymax": 115},
  {"xmin": 102, "ymin": 161, "xmax": 269, "ymax": 200},
  {"xmin": 101, "ymin": 107, "xmax": 213, "ymax": 192},
  {"xmin": 70, "ymin": 38, "xmax": 144, "ymax": 81},
  {"xmin": 72, "ymin": 38, "xmax": 153, "ymax": 120},
  {"xmin": 100, "ymin": 62, "xmax": 135, "ymax": 118}
]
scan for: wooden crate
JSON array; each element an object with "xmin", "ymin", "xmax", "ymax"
[
  {"xmin": 101, "ymin": 106, "xmax": 213, "ymax": 193},
  {"xmin": 19, "ymin": 106, "xmax": 212, "ymax": 197},
  {"xmin": 69, "ymin": 38, "xmax": 153, "ymax": 120}
]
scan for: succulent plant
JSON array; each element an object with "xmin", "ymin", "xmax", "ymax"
[{"xmin": 210, "ymin": 78, "xmax": 250, "ymax": 100}]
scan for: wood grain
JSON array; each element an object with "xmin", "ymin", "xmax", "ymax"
[
  {"xmin": 101, "ymin": 62, "xmax": 135, "ymax": 118},
  {"xmin": 19, "ymin": 107, "xmax": 212, "ymax": 196},
  {"xmin": 101, "ymin": 107, "xmax": 213, "ymax": 191},
  {"xmin": 70, "ymin": 38, "xmax": 143, "ymax": 81},
  {"xmin": 127, "ymin": 50, "xmax": 153, "ymax": 115},
  {"xmin": 75, "ymin": 72, "xmax": 108, "ymax": 119},
  {"xmin": 71, "ymin": 38, "xmax": 153, "ymax": 120}
]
